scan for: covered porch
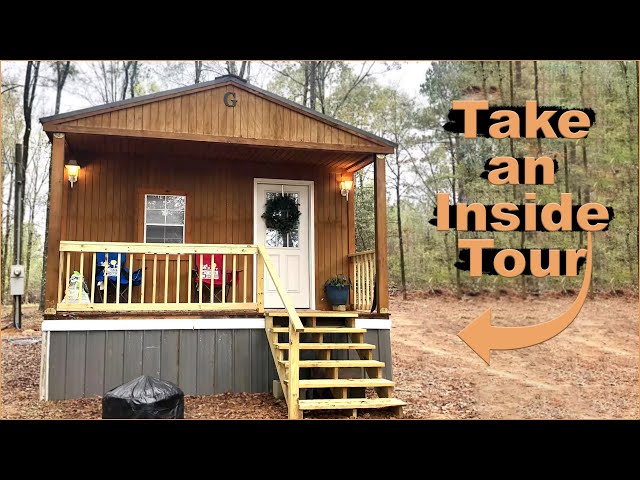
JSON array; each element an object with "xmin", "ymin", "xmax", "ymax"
[{"xmin": 43, "ymin": 87, "xmax": 393, "ymax": 318}]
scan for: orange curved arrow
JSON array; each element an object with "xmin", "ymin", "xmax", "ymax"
[{"xmin": 458, "ymin": 232, "xmax": 592, "ymax": 365}]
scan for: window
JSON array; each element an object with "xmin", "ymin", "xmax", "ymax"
[
  {"xmin": 144, "ymin": 194, "xmax": 186, "ymax": 243},
  {"xmin": 264, "ymin": 191, "xmax": 300, "ymax": 248}
]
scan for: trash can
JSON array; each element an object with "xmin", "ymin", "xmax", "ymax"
[{"xmin": 102, "ymin": 375, "xmax": 184, "ymax": 419}]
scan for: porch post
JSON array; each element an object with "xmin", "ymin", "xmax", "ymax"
[
  {"xmin": 373, "ymin": 154, "xmax": 389, "ymax": 314},
  {"xmin": 44, "ymin": 133, "xmax": 65, "ymax": 313}
]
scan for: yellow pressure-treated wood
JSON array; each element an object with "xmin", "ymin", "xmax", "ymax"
[{"xmin": 298, "ymin": 398, "xmax": 406, "ymax": 411}]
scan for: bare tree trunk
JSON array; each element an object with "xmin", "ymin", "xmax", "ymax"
[
  {"xmin": 54, "ymin": 61, "xmax": 70, "ymax": 114},
  {"xmin": 195, "ymin": 61, "xmax": 203, "ymax": 83},
  {"xmin": 302, "ymin": 63, "xmax": 309, "ymax": 107},
  {"xmin": 395, "ymin": 159, "xmax": 407, "ymax": 300},
  {"xmin": 446, "ymin": 135, "xmax": 461, "ymax": 297},
  {"xmin": 515, "ymin": 61, "xmax": 522, "ymax": 88},
  {"xmin": 496, "ymin": 61, "xmax": 504, "ymax": 102},
  {"xmin": 309, "ymin": 61, "xmax": 318, "ymax": 110},
  {"xmin": 21, "ymin": 61, "xmax": 40, "ymax": 229},
  {"xmin": 24, "ymin": 183, "xmax": 39, "ymax": 302},
  {"xmin": 129, "ymin": 61, "xmax": 139, "ymax": 97},
  {"xmin": 2, "ymin": 168, "xmax": 14, "ymax": 301},
  {"xmin": 121, "ymin": 61, "xmax": 131, "ymax": 100},
  {"xmin": 226, "ymin": 61, "xmax": 238, "ymax": 76},
  {"xmin": 238, "ymin": 61, "xmax": 248, "ymax": 79}
]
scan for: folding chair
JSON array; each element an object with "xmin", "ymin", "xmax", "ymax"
[
  {"xmin": 95, "ymin": 252, "xmax": 143, "ymax": 303},
  {"xmin": 192, "ymin": 254, "xmax": 241, "ymax": 303}
]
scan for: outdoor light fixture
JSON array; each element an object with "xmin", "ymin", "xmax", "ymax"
[
  {"xmin": 340, "ymin": 179, "xmax": 353, "ymax": 201},
  {"xmin": 65, "ymin": 158, "xmax": 80, "ymax": 188}
]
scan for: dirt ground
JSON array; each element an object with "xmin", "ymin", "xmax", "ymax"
[{"xmin": 1, "ymin": 294, "xmax": 638, "ymax": 419}]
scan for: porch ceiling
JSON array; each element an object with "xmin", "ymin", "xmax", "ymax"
[{"xmin": 65, "ymin": 132, "xmax": 373, "ymax": 172}]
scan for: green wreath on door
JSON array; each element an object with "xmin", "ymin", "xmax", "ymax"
[{"xmin": 262, "ymin": 194, "xmax": 301, "ymax": 236}]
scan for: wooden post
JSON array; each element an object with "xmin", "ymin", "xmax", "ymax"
[
  {"xmin": 374, "ymin": 154, "xmax": 389, "ymax": 314},
  {"xmin": 256, "ymin": 252, "xmax": 264, "ymax": 313},
  {"xmin": 44, "ymin": 133, "xmax": 65, "ymax": 312},
  {"xmin": 288, "ymin": 324, "xmax": 302, "ymax": 419},
  {"xmin": 348, "ymin": 172, "xmax": 356, "ymax": 310}
]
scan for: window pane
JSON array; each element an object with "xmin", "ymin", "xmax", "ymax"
[
  {"xmin": 165, "ymin": 226, "xmax": 184, "ymax": 241},
  {"xmin": 266, "ymin": 228, "xmax": 284, "ymax": 247},
  {"xmin": 146, "ymin": 195, "xmax": 165, "ymax": 210},
  {"xmin": 165, "ymin": 210, "xmax": 185, "ymax": 224},
  {"xmin": 146, "ymin": 225, "xmax": 164, "ymax": 239},
  {"xmin": 166, "ymin": 195, "xmax": 186, "ymax": 210},
  {"xmin": 146, "ymin": 210, "xmax": 165, "ymax": 224}
]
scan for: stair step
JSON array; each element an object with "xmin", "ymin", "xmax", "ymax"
[
  {"xmin": 267, "ymin": 311, "xmax": 358, "ymax": 318},
  {"xmin": 275, "ymin": 343, "xmax": 375, "ymax": 350},
  {"xmin": 271, "ymin": 327, "xmax": 366, "ymax": 334},
  {"xmin": 285, "ymin": 378, "xmax": 394, "ymax": 388},
  {"xmin": 280, "ymin": 360, "xmax": 385, "ymax": 368},
  {"xmin": 298, "ymin": 397, "xmax": 406, "ymax": 411}
]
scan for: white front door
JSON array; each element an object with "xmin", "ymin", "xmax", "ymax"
[{"xmin": 255, "ymin": 180, "xmax": 313, "ymax": 309}]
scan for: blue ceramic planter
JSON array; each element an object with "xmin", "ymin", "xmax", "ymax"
[{"xmin": 325, "ymin": 285, "xmax": 349, "ymax": 306}]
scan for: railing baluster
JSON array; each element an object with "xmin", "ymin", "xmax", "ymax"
[
  {"xmin": 152, "ymin": 254, "xmax": 157, "ymax": 304},
  {"xmin": 232, "ymin": 255, "xmax": 237, "ymax": 303},
  {"xmin": 90, "ymin": 252, "xmax": 96, "ymax": 304},
  {"xmin": 210, "ymin": 254, "xmax": 215, "ymax": 305},
  {"xmin": 65, "ymin": 252, "xmax": 71, "ymax": 304},
  {"xmin": 79, "ymin": 252, "xmax": 84, "ymax": 305},
  {"xmin": 128, "ymin": 254, "xmax": 133, "ymax": 304},
  {"xmin": 103, "ymin": 253, "xmax": 108, "ymax": 305},
  {"xmin": 222, "ymin": 255, "xmax": 226, "ymax": 305},
  {"xmin": 199, "ymin": 254, "xmax": 204, "ymax": 305},
  {"xmin": 116, "ymin": 254, "xmax": 121, "ymax": 304},
  {"xmin": 164, "ymin": 253, "xmax": 169, "ymax": 304},
  {"xmin": 243, "ymin": 255, "xmax": 247, "ymax": 304},
  {"xmin": 58, "ymin": 252, "xmax": 64, "ymax": 305},
  {"xmin": 141, "ymin": 254, "xmax": 146, "ymax": 304},
  {"xmin": 176, "ymin": 254, "xmax": 181, "ymax": 304},
  {"xmin": 355, "ymin": 259, "xmax": 361, "ymax": 310},
  {"xmin": 187, "ymin": 254, "xmax": 192, "ymax": 304}
]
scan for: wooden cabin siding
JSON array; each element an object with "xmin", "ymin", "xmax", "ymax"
[
  {"xmin": 56, "ymin": 153, "xmax": 355, "ymax": 310},
  {"xmin": 55, "ymin": 83, "xmax": 388, "ymax": 153}
]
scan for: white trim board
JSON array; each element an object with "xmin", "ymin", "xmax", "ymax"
[
  {"xmin": 42, "ymin": 318, "xmax": 391, "ymax": 331},
  {"xmin": 43, "ymin": 318, "xmax": 265, "ymax": 332}
]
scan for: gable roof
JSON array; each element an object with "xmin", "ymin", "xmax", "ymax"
[{"xmin": 40, "ymin": 74, "xmax": 396, "ymax": 152}]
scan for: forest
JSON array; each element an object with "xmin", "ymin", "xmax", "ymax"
[{"xmin": 1, "ymin": 60, "xmax": 638, "ymax": 307}]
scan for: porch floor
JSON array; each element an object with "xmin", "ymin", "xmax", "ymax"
[{"xmin": 45, "ymin": 309, "xmax": 390, "ymax": 320}]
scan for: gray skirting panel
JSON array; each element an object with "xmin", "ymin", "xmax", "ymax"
[{"xmin": 44, "ymin": 328, "xmax": 393, "ymax": 400}]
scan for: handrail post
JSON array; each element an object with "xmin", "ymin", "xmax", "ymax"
[
  {"xmin": 288, "ymin": 322, "xmax": 301, "ymax": 419},
  {"xmin": 256, "ymin": 251, "xmax": 265, "ymax": 313}
]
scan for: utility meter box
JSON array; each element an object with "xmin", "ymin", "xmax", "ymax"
[{"xmin": 10, "ymin": 265, "xmax": 25, "ymax": 296}]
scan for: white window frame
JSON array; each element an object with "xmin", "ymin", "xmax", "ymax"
[{"xmin": 143, "ymin": 193, "xmax": 187, "ymax": 244}]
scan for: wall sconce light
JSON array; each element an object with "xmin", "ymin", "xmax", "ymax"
[
  {"xmin": 65, "ymin": 158, "xmax": 80, "ymax": 188},
  {"xmin": 340, "ymin": 179, "xmax": 353, "ymax": 201}
]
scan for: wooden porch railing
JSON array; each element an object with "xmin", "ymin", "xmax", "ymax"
[
  {"xmin": 56, "ymin": 241, "xmax": 260, "ymax": 312},
  {"xmin": 349, "ymin": 250, "xmax": 376, "ymax": 312}
]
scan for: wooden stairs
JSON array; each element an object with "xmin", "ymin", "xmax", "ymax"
[{"xmin": 265, "ymin": 310, "xmax": 405, "ymax": 419}]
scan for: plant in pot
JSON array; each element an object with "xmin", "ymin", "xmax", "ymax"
[{"xmin": 324, "ymin": 274, "xmax": 352, "ymax": 311}]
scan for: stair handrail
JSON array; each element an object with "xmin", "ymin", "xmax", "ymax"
[
  {"xmin": 256, "ymin": 245, "xmax": 304, "ymax": 332},
  {"xmin": 257, "ymin": 245, "xmax": 303, "ymax": 418}
]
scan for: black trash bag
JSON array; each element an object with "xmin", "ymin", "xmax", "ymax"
[{"xmin": 102, "ymin": 375, "xmax": 184, "ymax": 419}]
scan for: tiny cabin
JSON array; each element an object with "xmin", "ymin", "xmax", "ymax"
[{"xmin": 39, "ymin": 74, "xmax": 405, "ymax": 418}]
